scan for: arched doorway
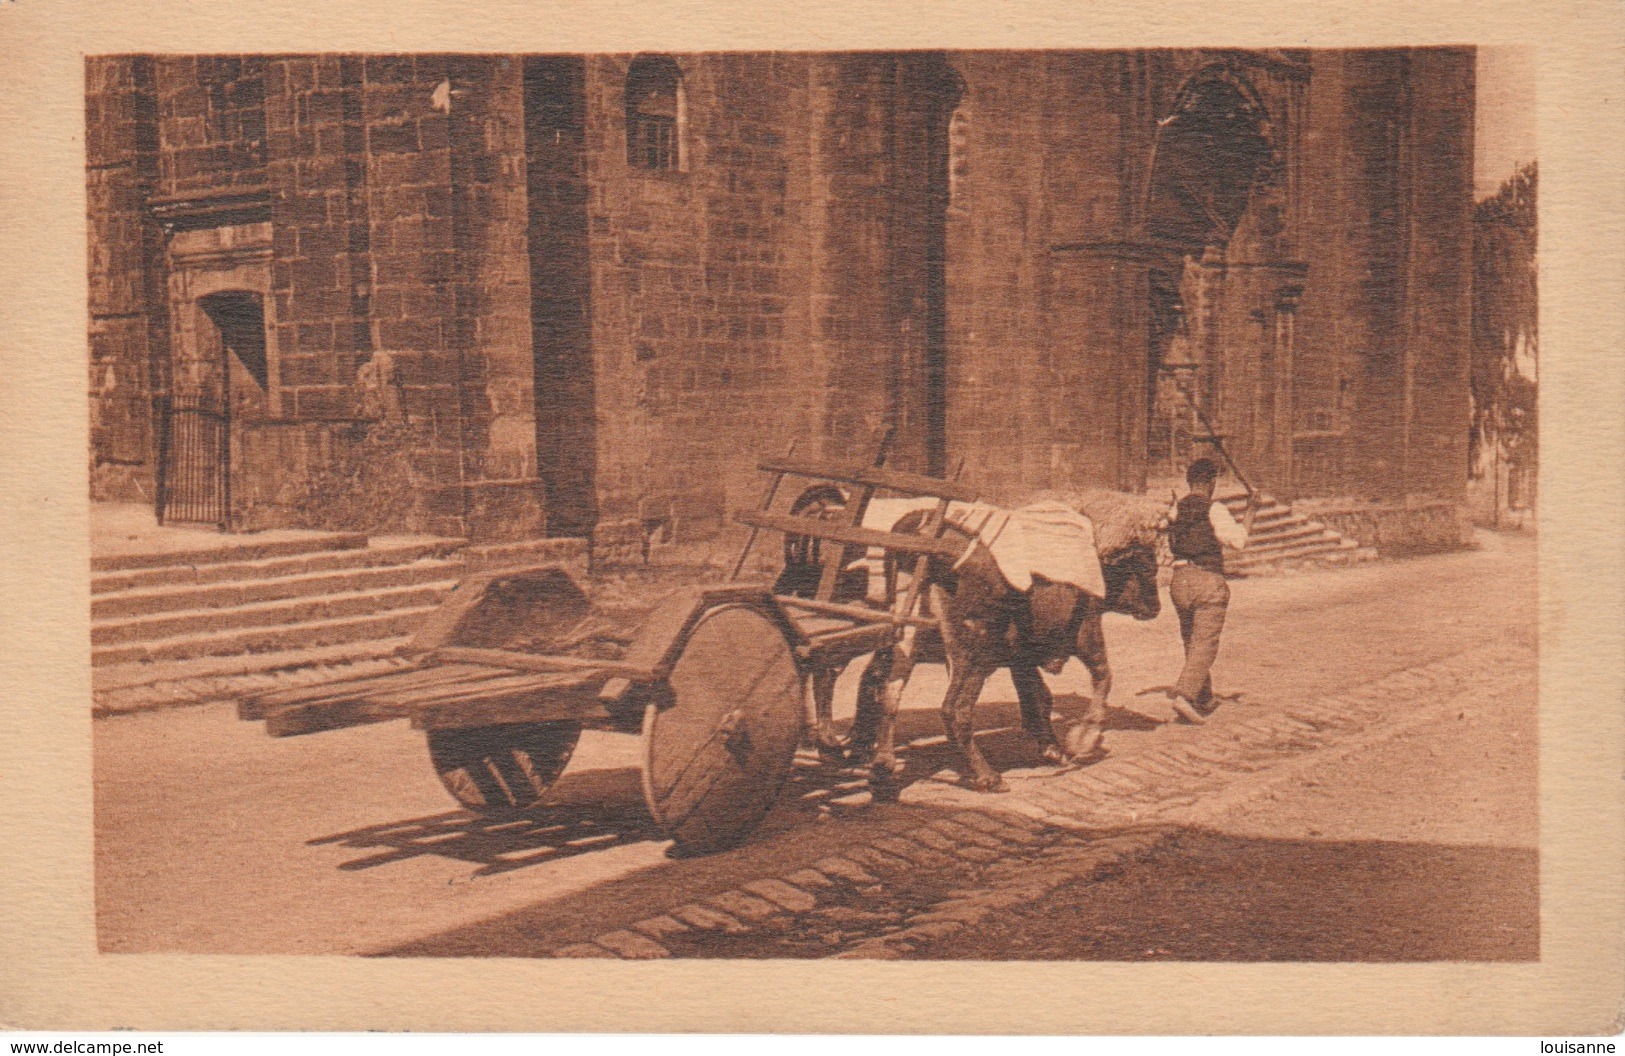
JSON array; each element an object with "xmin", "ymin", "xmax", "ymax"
[{"xmin": 1143, "ymin": 74, "xmax": 1273, "ymax": 482}]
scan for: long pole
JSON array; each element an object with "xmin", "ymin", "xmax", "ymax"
[{"xmin": 1169, "ymin": 369, "xmax": 1254, "ymax": 498}]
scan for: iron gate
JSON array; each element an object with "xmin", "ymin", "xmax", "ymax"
[{"xmin": 155, "ymin": 394, "xmax": 230, "ymax": 528}]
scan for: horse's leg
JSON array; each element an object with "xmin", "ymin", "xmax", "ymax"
[
  {"xmin": 867, "ymin": 631, "xmax": 920, "ymax": 803},
  {"xmin": 942, "ymin": 661, "xmax": 1002, "ymax": 792},
  {"xmin": 808, "ymin": 666, "xmax": 846, "ymax": 760},
  {"xmin": 1011, "ymin": 663, "xmax": 1067, "ymax": 765},
  {"xmin": 1065, "ymin": 611, "xmax": 1112, "ymax": 763},
  {"xmin": 929, "ymin": 583, "xmax": 1006, "ymax": 793},
  {"xmin": 844, "ymin": 647, "xmax": 891, "ymax": 762}
]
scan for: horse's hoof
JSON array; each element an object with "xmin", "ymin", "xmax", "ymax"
[
  {"xmin": 1067, "ymin": 744, "xmax": 1109, "ymax": 766},
  {"xmin": 1064, "ymin": 725, "xmax": 1104, "ymax": 758},
  {"xmin": 965, "ymin": 774, "xmax": 1009, "ymax": 793},
  {"xmin": 1038, "ymin": 745, "xmax": 1068, "ymax": 767},
  {"xmin": 1168, "ymin": 695, "xmax": 1206, "ymax": 725},
  {"xmin": 813, "ymin": 737, "xmax": 851, "ymax": 764},
  {"xmin": 869, "ymin": 779, "xmax": 902, "ymax": 804}
]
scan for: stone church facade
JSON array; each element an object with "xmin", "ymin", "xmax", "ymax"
[{"xmin": 86, "ymin": 49, "xmax": 1475, "ymax": 550}]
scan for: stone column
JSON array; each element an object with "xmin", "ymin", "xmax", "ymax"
[
  {"xmin": 445, "ymin": 55, "xmax": 546, "ymax": 541},
  {"xmin": 1270, "ymin": 282, "xmax": 1303, "ymax": 498},
  {"xmin": 1048, "ymin": 242, "xmax": 1158, "ymax": 493}
]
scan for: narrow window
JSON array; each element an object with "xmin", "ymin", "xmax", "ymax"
[{"xmin": 625, "ymin": 56, "xmax": 684, "ymax": 172}]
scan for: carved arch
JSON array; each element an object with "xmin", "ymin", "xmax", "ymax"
[{"xmin": 1142, "ymin": 65, "xmax": 1278, "ymax": 251}]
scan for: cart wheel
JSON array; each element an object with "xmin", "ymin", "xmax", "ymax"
[
  {"xmin": 427, "ymin": 721, "xmax": 582, "ymax": 815},
  {"xmin": 642, "ymin": 603, "xmax": 804, "ymax": 855}
]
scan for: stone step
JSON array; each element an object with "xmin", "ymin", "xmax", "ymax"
[
  {"xmin": 91, "ymin": 531, "xmax": 369, "ymax": 574},
  {"xmin": 460, "ymin": 537, "xmax": 589, "ymax": 574},
  {"xmin": 92, "ymin": 557, "xmax": 467, "ymax": 621},
  {"xmin": 1244, "ymin": 519, "xmax": 1342, "ymax": 546},
  {"xmin": 1234, "ymin": 529, "xmax": 1352, "ymax": 557},
  {"xmin": 91, "ymin": 537, "xmax": 465, "ymax": 594},
  {"xmin": 92, "ymin": 607, "xmax": 439, "ymax": 667},
  {"xmin": 1201, "ymin": 489, "xmax": 1372, "ymax": 575},
  {"xmin": 1228, "ymin": 535, "xmax": 1359, "ymax": 572},
  {"xmin": 1228, "ymin": 544, "xmax": 1377, "ymax": 576},
  {"xmin": 92, "ymin": 580, "xmax": 459, "ymax": 648}
]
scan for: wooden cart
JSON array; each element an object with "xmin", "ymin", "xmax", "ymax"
[{"xmin": 239, "ymin": 443, "xmax": 973, "ymax": 854}]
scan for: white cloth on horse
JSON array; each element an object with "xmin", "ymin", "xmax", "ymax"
[
  {"xmin": 861, "ymin": 497, "xmax": 1106, "ymax": 599},
  {"xmin": 946, "ymin": 500, "xmax": 1105, "ymax": 598}
]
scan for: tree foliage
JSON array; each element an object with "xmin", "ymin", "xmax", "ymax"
[{"xmin": 1469, "ymin": 162, "xmax": 1538, "ymax": 476}]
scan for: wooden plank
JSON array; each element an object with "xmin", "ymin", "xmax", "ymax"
[
  {"xmin": 795, "ymin": 623, "xmax": 895, "ymax": 661},
  {"xmin": 364, "ymin": 670, "xmax": 596, "ymax": 709},
  {"xmin": 264, "ymin": 698, "xmax": 410, "ymax": 738},
  {"xmin": 775, "ymin": 594, "xmax": 933, "ymax": 629},
  {"xmin": 239, "ymin": 663, "xmax": 490, "ymax": 719},
  {"xmin": 263, "ymin": 669, "xmax": 534, "ymax": 732},
  {"xmin": 755, "ymin": 457, "xmax": 981, "ymax": 503},
  {"xmin": 426, "ymin": 645, "xmax": 654, "ymax": 682},
  {"xmin": 733, "ymin": 509, "xmax": 966, "ymax": 559},
  {"xmin": 410, "ymin": 692, "xmax": 616, "ymax": 733},
  {"xmin": 730, "ymin": 438, "xmax": 798, "ymax": 581},
  {"xmin": 814, "ymin": 431, "xmax": 891, "ymax": 601}
]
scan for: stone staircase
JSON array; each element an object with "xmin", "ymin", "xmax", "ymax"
[
  {"xmin": 1215, "ymin": 489, "xmax": 1375, "ymax": 576},
  {"xmin": 91, "ymin": 530, "xmax": 587, "ymax": 688}
]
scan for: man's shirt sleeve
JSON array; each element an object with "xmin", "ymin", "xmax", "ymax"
[{"xmin": 1208, "ymin": 501, "xmax": 1248, "ymax": 550}]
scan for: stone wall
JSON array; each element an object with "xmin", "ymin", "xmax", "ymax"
[
  {"xmin": 133, "ymin": 55, "xmax": 546, "ymax": 539},
  {"xmin": 154, "ymin": 56, "xmax": 268, "ymax": 198},
  {"xmin": 1304, "ymin": 49, "xmax": 1475, "ymax": 505},
  {"xmin": 87, "ymin": 56, "xmax": 168, "ymax": 503},
  {"xmin": 1298, "ymin": 497, "xmax": 1474, "ymax": 554},
  {"xmin": 88, "ymin": 50, "xmax": 1480, "ymax": 550},
  {"xmin": 583, "ymin": 53, "xmax": 823, "ymax": 553}
]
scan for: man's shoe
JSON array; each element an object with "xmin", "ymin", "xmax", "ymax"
[{"xmin": 1168, "ymin": 693, "xmax": 1206, "ymax": 725}]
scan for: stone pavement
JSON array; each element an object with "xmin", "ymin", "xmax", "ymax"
[{"xmin": 549, "ymin": 639, "xmax": 1532, "ymax": 959}]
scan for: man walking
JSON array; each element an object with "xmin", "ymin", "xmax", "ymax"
[{"xmin": 1164, "ymin": 458, "xmax": 1254, "ymax": 724}]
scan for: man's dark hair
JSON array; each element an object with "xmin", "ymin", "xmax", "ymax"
[{"xmin": 1187, "ymin": 458, "xmax": 1219, "ymax": 487}]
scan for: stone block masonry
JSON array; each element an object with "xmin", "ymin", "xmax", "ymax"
[
  {"xmin": 88, "ymin": 50, "xmax": 1477, "ymax": 549},
  {"xmin": 87, "ymin": 56, "xmax": 170, "ymax": 503}
]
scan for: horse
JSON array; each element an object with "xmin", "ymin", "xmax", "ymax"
[{"xmin": 783, "ymin": 492, "xmax": 1161, "ymax": 795}]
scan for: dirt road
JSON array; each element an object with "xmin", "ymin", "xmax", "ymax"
[{"xmin": 94, "ymin": 531, "xmax": 1536, "ymax": 958}]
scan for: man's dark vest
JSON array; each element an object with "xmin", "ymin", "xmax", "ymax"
[{"xmin": 1170, "ymin": 493, "xmax": 1224, "ymax": 573}]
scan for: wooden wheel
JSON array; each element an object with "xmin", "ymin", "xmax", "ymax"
[
  {"xmin": 427, "ymin": 721, "xmax": 582, "ymax": 815},
  {"xmin": 641, "ymin": 603, "xmax": 804, "ymax": 854}
]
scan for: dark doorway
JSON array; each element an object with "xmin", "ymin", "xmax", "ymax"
[
  {"xmin": 159, "ymin": 291, "xmax": 266, "ymax": 528},
  {"xmin": 1142, "ymin": 77, "xmax": 1271, "ymax": 477},
  {"xmin": 524, "ymin": 57, "xmax": 597, "ymax": 538},
  {"xmin": 892, "ymin": 56, "xmax": 962, "ymax": 478},
  {"xmin": 200, "ymin": 291, "xmax": 270, "ymax": 422}
]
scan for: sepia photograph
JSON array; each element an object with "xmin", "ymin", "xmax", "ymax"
[
  {"xmin": 81, "ymin": 45, "xmax": 1545, "ymax": 965},
  {"xmin": 10, "ymin": 0, "xmax": 1625, "ymax": 1031}
]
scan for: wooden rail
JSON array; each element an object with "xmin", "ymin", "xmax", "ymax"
[
  {"xmin": 774, "ymin": 594, "xmax": 935, "ymax": 629},
  {"xmin": 755, "ymin": 456, "xmax": 981, "ymax": 504},
  {"xmin": 426, "ymin": 646, "xmax": 659, "ymax": 683},
  {"xmin": 733, "ymin": 509, "xmax": 966, "ymax": 560}
]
